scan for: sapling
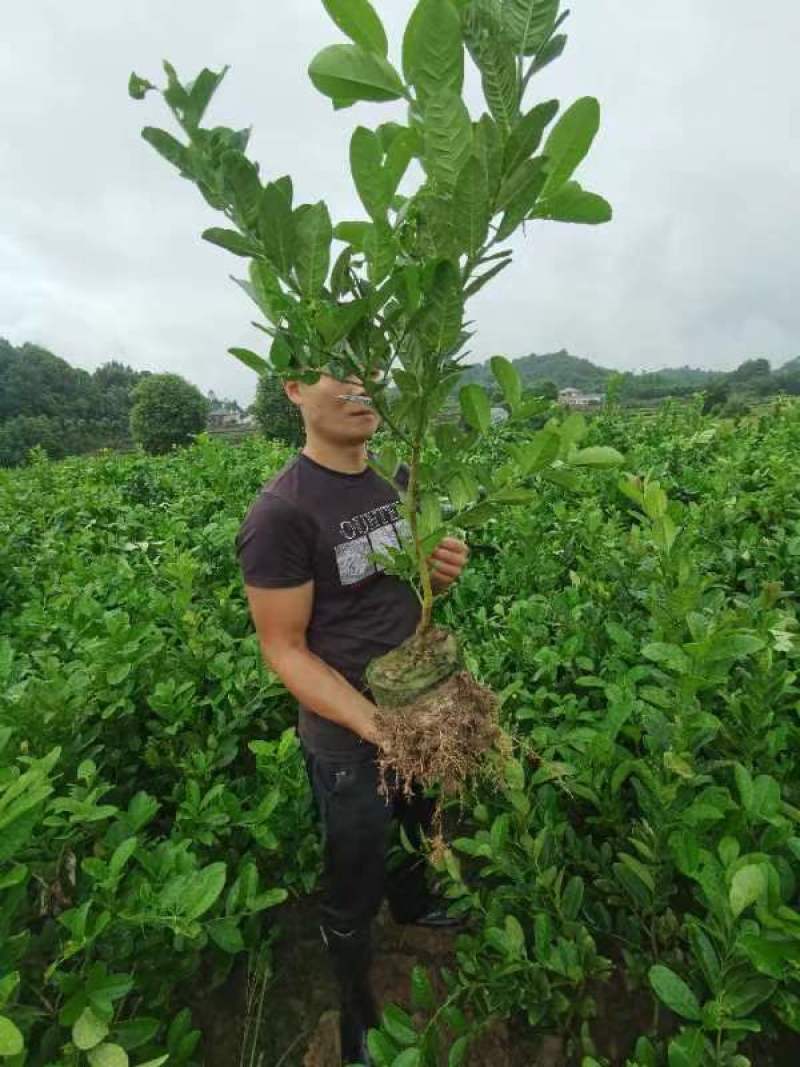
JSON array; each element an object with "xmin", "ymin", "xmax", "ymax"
[{"xmin": 130, "ymin": 0, "xmax": 622, "ymax": 808}]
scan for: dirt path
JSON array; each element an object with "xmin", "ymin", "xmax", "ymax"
[{"xmin": 193, "ymin": 894, "xmax": 549, "ymax": 1067}]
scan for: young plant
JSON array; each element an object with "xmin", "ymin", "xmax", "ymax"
[{"xmin": 129, "ymin": 0, "xmax": 622, "ymax": 787}]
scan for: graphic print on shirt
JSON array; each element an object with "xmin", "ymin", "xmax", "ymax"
[{"xmin": 334, "ymin": 499, "xmax": 411, "ymax": 586}]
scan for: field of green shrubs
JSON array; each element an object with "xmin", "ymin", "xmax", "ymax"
[{"xmin": 2, "ymin": 396, "xmax": 800, "ymax": 1066}]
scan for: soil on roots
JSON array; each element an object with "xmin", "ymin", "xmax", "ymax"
[{"xmin": 375, "ymin": 670, "xmax": 504, "ymax": 797}]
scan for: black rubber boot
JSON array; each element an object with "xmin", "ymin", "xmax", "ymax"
[{"xmin": 321, "ymin": 923, "xmax": 379, "ymax": 1067}]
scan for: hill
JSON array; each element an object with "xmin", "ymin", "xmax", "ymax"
[
  {"xmin": 460, "ymin": 349, "xmax": 611, "ymax": 391},
  {"xmin": 460, "ymin": 349, "xmax": 800, "ymax": 403}
]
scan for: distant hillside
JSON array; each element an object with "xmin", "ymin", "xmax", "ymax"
[
  {"xmin": 0, "ymin": 340, "xmax": 151, "ymax": 467},
  {"xmin": 459, "ymin": 350, "xmax": 800, "ymax": 402},
  {"xmin": 460, "ymin": 349, "xmax": 613, "ymax": 391}
]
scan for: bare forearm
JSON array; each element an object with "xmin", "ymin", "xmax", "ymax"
[{"xmin": 263, "ymin": 644, "xmax": 379, "ymax": 743}]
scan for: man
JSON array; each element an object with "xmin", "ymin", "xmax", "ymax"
[{"xmin": 235, "ymin": 368, "xmax": 468, "ymax": 1066}]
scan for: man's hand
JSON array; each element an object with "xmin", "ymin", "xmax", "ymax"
[{"xmin": 428, "ymin": 536, "xmax": 469, "ymax": 593}]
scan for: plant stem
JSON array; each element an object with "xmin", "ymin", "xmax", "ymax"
[{"xmin": 407, "ymin": 440, "xmax": 434, "ymax": 637}]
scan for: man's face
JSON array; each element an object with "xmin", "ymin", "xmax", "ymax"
[{"xmin": 285, "ymin": 370, "xmax": 382, "ymax": 445}]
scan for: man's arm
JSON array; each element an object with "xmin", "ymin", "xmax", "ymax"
[{"xmin": 244, "ymin": 580, "xmax": 381, "ymax": 745}]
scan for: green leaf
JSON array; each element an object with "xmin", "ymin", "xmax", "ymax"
[
  {"xmin": 473, "ymin": 113, "xmax": 504, "ymax": 201},
  {"xmin": 503, "ymin": 100, "xmax": 559, "ymax": 174},
  {"xmin": 229, "ymin": 348, "xmax": 270, "ymax": 376},
  {"xmin": 202, "ymin": 228, "xmax": 259, "ymax": 257},
  {"xmin": 422, "ymin": 89, "xmax": 474, "ymax": 189},
  {"xmin": 410, "ymin": 965, "xmax": 435, "ymax": 1012},
  {"xmin": 512, "ymin": 428, "xmax": 559, "ymax": 473},
  {"xmin": 559, "ymin": 410, "xmax": 587, "ymax": 446},
  {"xmin": 0, "ymin": 1015, "xmax": 23, "ymax": 1056},
  {"xmin": 540, "ymin": 96, "xmax": 600, "ymax": 198},
  {"xmin": 184, "ymin": 67, "xmax": 228, "ymax": 128},
  {"xmin": 561, "ymin": 874, "xmax": 585, "ymax": 919},
  {"xmin": 667, "ymin": 1028, "xmax": 705, "ymax": 1067},
  {"xmin": 316, "ymin": 300, "xmax": 368, "ymax": 346},
  {"xmin": 384, "ymin": 128, "xmax": 416, "ymax": 196},
  {"xmin": 309, "ymin": 44, "xmax": 406, "ymax": 104},
  {"xmin": 617, "ymin": 853, "xmax": 655, "ymax": 894},
  {"xmin": 208, "ymin": 917, "xmax": 246, "ymax": 953},
  {"xmin": 649, "ymin": 965, "xmax": 701, "ymax": 1021},
  {"xmin": 460, "ymin": 384, "xmax": 492, "ymax": 432},
  {"xmin": 87, "ymin": 1044, "xmax": 129, "ymax": 1067},
  {"xmin": 334, "ymin": 220, "xmax": 372, "ymax": 250},
  {"xmin": 726, "ymin": 976, "xmax": 776, "ymax": 1017},
  {"xmin": 382, "ymin": 1005, "xmax": 417, "ymax": 1047},
  {"xmin": 259, "ymin": 182, "xmax": 296, "ymax": 278},
  {"xmin": 532, "ymin": 181, "xmax": 612, "ymax": 224},
  {"xmin": 221, "ymin": 151, "xmax": 262, "ymax": 229},
  {"xmin": 751, "ymin": 774, "xmax": 781, "ymax": 820},
  {"xmin": 531, "ymin": 31, "xmax": 566, "ymax": 73},
  {"xmin": 449, "ymin": 1035, "xmax": 470, "ymax": 1066},
  {"xmin": 392, "ymin": 1050, "xmax": 421, "ymax": 1067},
  {"xmin": 182, "ymin": 862, "xmax": 227, "ymax": 920},
  {"xmin": 141, "ymin": 127, "xmax": 189, "ymax": 171},
  {"xmin": 403, "ymin": 0, "xmax": 464, "ymax": 101},
  {"xmin": 503, "ymin": 0, "xmax": 559, "ymax": 54},
  {"xmin": 707, "ymin": 633, "xmax": 765, "ymax": 662},
  {"xmin": 109, "ymin": 837, "xmax": 137, "ymax": 877},
  {"xmin": 570, "ymin": 446, "xmax": 624, "ymax": 468},
  {"xmin": 350, "ymin": 127, "xmax": 390, "ymax": 220},
  {"xmin": 73, "ymin": 1007, "xmax": 109, "ymax": 1050},
  {"xmin": 0, "ymin": 973, "xmax": 19, "ymax": 1010},
  {"xmin": 457, "ymin": 501, "xmax": 501, "ymax": 527},
  {"xmin": 419, "ymin": 260, "xmax": 464, "ymax": 352},
  {"xmin": 490, "ymin": 355, "xmax": 522, "ymax": 409},
  {"xmin": 322, "ymin": 0, "xmax": 389, "ymax": 55},
  {"xmin": 293, "ymin": 202, "xmax": 333, "ymax": 295},
  {"xmin": 453, "ymin": 156, "xmax": 490, "ymax": 257},
  {"xmin": 496, "ymin": 157, "xmax": 548, "ymax": 239},
  {"xmin": 504, "ymin": 914, "xmax": 525, "ymax": 954},
  {"xmin": 128, "ymin": 72, "xmax": 155, "ymax": 100},
  {"xmin": 686, "ymin": 922, "xmax": 720, "ymax": 992},
  {"xmin": 463, "ymin": 0, "xmax": 518, "ymax": 131},
  {"xmin": 368, "ymin": 1029, "xmax": 400, "ymax": 1066},
  {"xmin": 364, "ymin": 220, "xmax": 397, "ymax": 284},
  {"xmin": 137, "ymin": 1059, "xmax": 169, "ymax": 1067},
  {"xmin": 447, "ymin": 471, "xmax": 480, "ymax": 510},
  {"xmin": 114, "ymin": 1018, "xmax": 159, "ymax": 1051},
  {"xmin": 464, "ymin": 256, "xmax": 512, "ymax": 297},
  {"xmin": 734, "ymin": 763, "xmax": 754, "ymax": 812},
  {"xmin": 729, "ymin": 864, "xmax": 767, "ymax": 919},
  {"xmin": 642, "ymin": 642, "xmax": 690, "ymax": 674}
]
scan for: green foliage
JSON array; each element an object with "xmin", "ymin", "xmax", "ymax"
[
  {"xmin": 252, "ymin": 373, "xmax": 304, "ymax": 446},
  {"xmin": 129, "ymin": 0, "xmax": 613, "ymax": 627},
  {"xmin": 0, "ymin": 341, "xmax": 148, "ymax": 466},
  {"xmin": 129, "ymin": 373, "xmax": 210, "ymax": 455},
  {"xmin": 2, "ymin": 401, "xmax": 800, "ymax": 1057},
  {"xmin": 0, "ymin": 434, "xmax": 320, "ymax": 1058}
]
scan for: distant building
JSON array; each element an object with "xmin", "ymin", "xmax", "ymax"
[
  {"xmin": 207, "ymin": 390, "xmax": 247, "ymax": 428},
  {"xmin": 558, "ymin": 387, "xmax": 604, "ymax": 409}
]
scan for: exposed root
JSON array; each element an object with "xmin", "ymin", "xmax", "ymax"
[{"xmin": 374, "ymin": 670, "xmax": 504, "ymax": 805}]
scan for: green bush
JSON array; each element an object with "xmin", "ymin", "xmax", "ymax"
[
  {"xmin": 129, "ymin": 373, "xmax": 210, "ymax": 455},
  {"xmin": 252, "ymin": 373, "xmax": 303, "ymax": 447},
  {"xmin": 2, "ymin": 403, "xmax": 800, "ymax": 1062}
]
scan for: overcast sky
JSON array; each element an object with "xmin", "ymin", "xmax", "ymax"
[{"xmin": 2, "ymin": 2, "xmax": 799, "ymax": 406}]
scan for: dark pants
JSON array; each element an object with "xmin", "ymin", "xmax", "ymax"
[{"xmin": 302, "ymin": 744, "xmax": 436, "ymax": 932}]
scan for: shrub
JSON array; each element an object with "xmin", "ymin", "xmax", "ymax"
[
  {"xmin": 252, "ymin": 373, "xmax": 303, "ymax": 447},
  {"xmin": 129, "ymin": 373, "xmax": 210, "ymax": 454}
]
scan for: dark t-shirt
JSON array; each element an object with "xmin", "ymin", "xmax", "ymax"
[{"xmin": 235, "ymin": 451, "xmax": 420, "ymax": 758}]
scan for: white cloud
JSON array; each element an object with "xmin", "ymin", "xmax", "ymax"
[{"xmin": 1, "ymin": 0, "xmax": 798, "ymax": 405}]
